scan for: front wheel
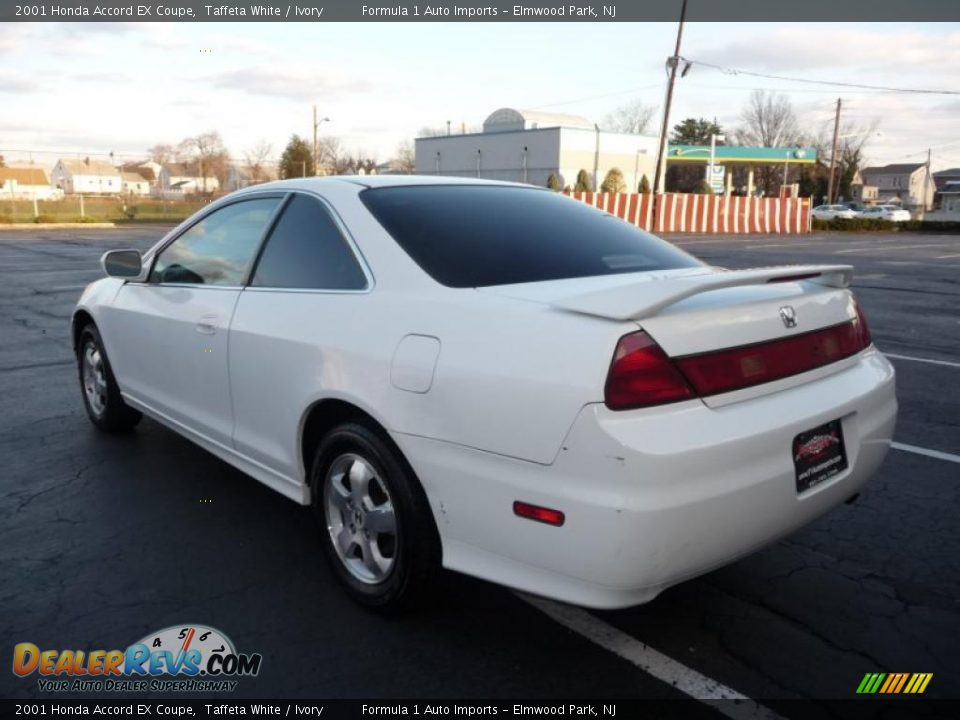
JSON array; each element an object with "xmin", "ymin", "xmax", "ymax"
[
  {"xmin": 77, "ymin": 323, "xmax": 142, "ymax": 433},
  {"xmin": 310, "ymin": 423, "xmax": 441, "ymax": 610}
]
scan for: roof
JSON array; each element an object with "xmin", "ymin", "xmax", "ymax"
[
  {"xmin": 940, "ymin": 181, "xmax": 960, "ymax": 194},
  {"xmin": 242, "ymin": 175, "xmax": 531, "ymax": 196},
  {"xmin": 861, "ymin": 163, "xmax": 925, "ymax": 175},
  {"xmin": 121, "ymin": 172, "xmax": 149, "ymax": 183},
  {"xmin": 58, "ymin": 158, "xmax": 119, "ymax": 176},
  {"xmin": 0, "ymin": 166, "xmax": 49, "ymax": 185},
  {"xmin": 933, "ymin": 167, "xmax": 960, "ymax": 177},
  {"xmin": 483, "ymin": 107, "xmax": 593, "ymax": 132},
  {"xmin": 122, "ymin": 162, "xmax": 156, "ymax": 182}
]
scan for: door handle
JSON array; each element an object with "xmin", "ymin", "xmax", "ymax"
[{"xmin": 195, "ymin": 315, "xmax": 218, "ymax": 335}]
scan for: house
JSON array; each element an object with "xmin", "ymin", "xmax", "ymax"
[
  {"xmin": 51, "ymin": 158, "xmax": 123, "ymax": 194},
  {"xmin": 225, "ymin": 163, "xmax": 277, "ymax": 191},
  {"xmin": 932, "ymin": 167, "xmax": 960, "ymax": 192},
  {"xmin": 0, "ymin": 166, "xmax": 61, "ymax": 200},
  {"xmin": 937, "ymin": 182, "xmax": 960, "ymax": 214},
  {"xmin": 847, "ymin": 170, "xmax": 878, "ymax": 205},
  {"xmin": 121, "ymin": 172, "xmax": 151, "ymax": 196},
  {"xmin": 857, "ymin": 163, "xmax": 936, "ymax": 211},
  {"xmin": 157, "ymin": 163, "xmax": 220, "ymax": 196}
]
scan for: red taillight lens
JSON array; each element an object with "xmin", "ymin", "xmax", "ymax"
[
  {"xmin": 513, "ymin": 501, "xmax": 565, "ymax": 527},
  {"xmin": 604, "ymin": 331, "xmax": 696, "ymax": 410},
  {"xmin": 675, "ymin": 312, "xmax": 873, "ymax": 397}
]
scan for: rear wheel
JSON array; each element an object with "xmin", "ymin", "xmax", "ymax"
[
  {"xmin": 310, "ymin": 422, "xmax": 440, "ymax": 610},
  {"xmin": 77, "ymin": 323, "xmax": 142, "ymax": 432}
]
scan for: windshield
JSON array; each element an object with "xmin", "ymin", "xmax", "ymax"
[{"xmin": 360, "ymin": 185, "xmax": 702, "ymax": 288}]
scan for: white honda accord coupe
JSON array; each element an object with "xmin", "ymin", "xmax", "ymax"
[{"xmin": 73, "ymin": 176, "xmax": 897, "ymax": 610}]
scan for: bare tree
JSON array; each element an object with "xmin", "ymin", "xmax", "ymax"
[
  {"xmin": 603, "ymin": 98, "xmax": 657, "ymax": 135},
  {"xmin": 735, "ymin": 90, "xmax": 802, "ymax": 148},
  {"xmin": 148, "ymin": 144, "xmax": 175, "ymax": 165},
  {"xmin": 316, "ymin": 136, "xmax": 344, "ymax": 175},
  {"xmin": 394, "ymin": 140, "xmax": 416, "ymax": 174},
  {"xmin": 244, "ymin": 140, "xmax": 273, "ymax": 184},
  {"xmin": 176, "ymin": 131, "xmax": 229, "ymax": 193}
]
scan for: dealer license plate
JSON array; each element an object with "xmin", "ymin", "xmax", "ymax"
[{"xmin": 793, "ymin": 420, "xmax": 848, "ymax": 494}]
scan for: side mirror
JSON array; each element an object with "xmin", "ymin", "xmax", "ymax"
[{"xmin": 101, "ymin": 249, "xmax": 142, "ymax": 278}]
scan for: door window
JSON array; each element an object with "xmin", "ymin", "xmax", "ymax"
[
  {"xmin": 251, "ymin": 194, "xmax": 367, "ymax": 290},
  {"xmin": 150, "ymin": 197, "xmax": 282, "ymax": 286}
]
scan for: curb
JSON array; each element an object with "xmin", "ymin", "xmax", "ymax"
[{"xmin": 0, "ymin": 223, "xmax": 118, "ymax": 229}]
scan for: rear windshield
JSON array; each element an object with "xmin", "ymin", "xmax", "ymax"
[{"xmin": 360, "ymin": 185, "xmax": 701, "ymax": 288}]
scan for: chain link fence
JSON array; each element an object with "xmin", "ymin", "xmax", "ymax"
[{"xmin": 0, "ymin": 195, "xmax": 210, "ymax": 224}]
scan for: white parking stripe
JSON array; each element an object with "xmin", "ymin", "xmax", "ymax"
[
  {"xmin": 518, "ymin": 593, "xmax": 785, "ymax": 720},
  {"xmin": 835, "ymin": 244, "xmax": 948, "ymax": 254},
  {"xmin": 885, "ymin": 353, "xmax": 960, "ymax": 369},
  {"xmin": 891, "ymin": 443, "xmax": 960, "ymax": 464}
]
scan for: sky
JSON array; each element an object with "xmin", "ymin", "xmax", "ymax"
[{"xmin": 1, "ymin": 21, "xmax": 958, "ymax": 171}]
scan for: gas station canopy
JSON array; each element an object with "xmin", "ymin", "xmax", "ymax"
[{"xmin": 668, "ymin": 145, "xmax": 818, "ymax": 164}]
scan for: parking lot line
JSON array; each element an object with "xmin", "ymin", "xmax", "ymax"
[
  {"xmin": 835, "ymin": 244, "xmax": 950, "ymax": 254},
  {"xmin": 885, "ymin": 352, "xmax": 960, "ymax": 369},
  {"xmin": 518, "ymin": 593, "xmax": 785, "ymax": 719},
  {"xmin": 891, "ymin": 442, "xmax": 960, "ymax": 464}
]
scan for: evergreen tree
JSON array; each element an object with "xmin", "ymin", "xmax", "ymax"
[
  {"xmin": 574, "ymin": 169, "xmax": 593, "ymax": 192},
  {"xmin": 638, "ymin": 174, "xmax": 651, "ymax": 194},
  {"xmin": 600, "ymin": 168, "xmax": 626, "ymax": 193},
  {"xmin": 279, "ymin": 134, "xmax": 315, "ymax": 179},
  {"xmin": 546, "ymin": 173, "xmax": 561, "ymax": 191}
]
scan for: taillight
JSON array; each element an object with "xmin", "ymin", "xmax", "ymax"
[
  {"xmin": 675, "ymin": 313, "xmax": 873, "ymax": 397},
  {"xmin": 605, "ymin": 304, "xmax": 873, "ymax": 410},
  {"xmin": 604, "ymin": 331, "xmax": 696, "ymax": 410},
  {"xmin": 513, "ymin": 501, "xmax": 565, "ymax": 527}
]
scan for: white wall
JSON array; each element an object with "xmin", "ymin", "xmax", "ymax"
[{"xmin": 415, "ymin": 127, "xmax": 658, "ymax": 191}]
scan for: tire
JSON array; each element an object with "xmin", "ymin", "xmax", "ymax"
[
  {"xmin": 77, "ymin": 323, "xmax": 142, "ymax": 433},
  {"xmin": 310, "ymin": 422, "xmax": 441, "ymax": 611}
]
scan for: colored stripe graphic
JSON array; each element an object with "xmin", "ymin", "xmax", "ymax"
[{"xmin": 857, "ymin": 672, "xmax": 932, "ymax": 694}]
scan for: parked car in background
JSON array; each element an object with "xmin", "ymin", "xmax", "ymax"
[
  {"xmin": 72, "ymin": 177, "xmax": 897, "ymax": 610},
  {"xmin": 859, "ymin": 205, "xmax": 912, "ymax": 222},
  {"xmin": 812, "ymin": 204, "xmax": 859, "ymax": 221}
]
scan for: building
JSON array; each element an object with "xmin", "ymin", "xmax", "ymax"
[
  {"xmin": 51, "ymin": 158, "xmax": 123, "ymax": 194},
  {"xmin": 415, "ymin": 107, "xmax": 658, "ymax": 191},
  {"xmin": 0, "ymin": 166, "xmax": 60, "ymax": 200},
  {"xmin": 158, "ymin": 163, "xmax": 220, "ymax": 196},
  {"xmin": 225, "ymin": 163, "xmax": 277, "ymax": 191},
  {"xmin": 121, "ymin": 172, "xmax": 151, "ymax": 196},
  {"xmin": 932, "ymin": 167, "xmax": 960, "ymax": 192},
  {"xmin": 857, "ymin": 163, "xmax": 936, "ymax": 211},
  {"xmin": 666, "ymin": 144, "xmax": 817, "ymax": 196}
]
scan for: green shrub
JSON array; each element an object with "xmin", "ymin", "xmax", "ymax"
[
  {"xmin": 546, "ymin": 173, "xmax": 561, "ymax": 191},
  {"xmin": 600, "ymin": 168, "xmax": 626, "ymax": 193},
  {"xmin": 574, "ymin": 169, "xmax": 593, "ymax": 192},
  {"xmin": 692, "ymin": 180, "xmax": 714, "ymax": 195},
  {"xmin": 638, "ymin": 175, "xmax": 651, "ymax": 194}
]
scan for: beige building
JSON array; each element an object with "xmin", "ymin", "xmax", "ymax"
[
  {"xmin": 0, "ymin": 166, "xmax": 60, "ymax": 200},
  {"xmin": 856, "ymin": 163, "xmax": 936, "ymax": 211},
  {"xmin": 51, "ymin": 158, "xmax": 123, "ymax": 195},
  {"xmin": 415, "ymin": 107, "xmax": 657, "ymax": 191}
]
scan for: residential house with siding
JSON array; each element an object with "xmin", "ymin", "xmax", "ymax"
[
  {"xmin": 51, "ymin": 158, "xmax": 123, "ymax": 194},
  {"xmin": 0, "ymin": 166, "xmax": 60, "ymax": 199},
  {"xmin": 158, "ymin": 163, "xmax": 220, "ymax": 197},
  {"xmin": 857, "ymin": 163, "xmax": 935, "ymax": 211}
]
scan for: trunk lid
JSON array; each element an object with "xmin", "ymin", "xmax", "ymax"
[{"xmin": 479, "ymin": 265, "xmax": 860, "ymax": 406}]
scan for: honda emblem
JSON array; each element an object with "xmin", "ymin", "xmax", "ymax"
[{"xmin": 779, "ymin": 306, "xmax": 798, "ymax": 328}]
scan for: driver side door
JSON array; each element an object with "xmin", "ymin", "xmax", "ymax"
[{"xmin": 102, "ymin": 195, "xmax": 284, "ymax": 448}]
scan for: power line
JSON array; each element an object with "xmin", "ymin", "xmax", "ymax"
[
  {"xmin": 528, "ymin": 82, "xmax": 665, "ymax": 110},
  {"xmin": 682, "ymin": 58, "xmax": 960, "ymax": 96}
]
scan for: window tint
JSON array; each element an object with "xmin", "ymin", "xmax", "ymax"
[
  {"xmin": 150, "ymin": 197, "xmax": 281, "ymax": 285},
  {"xmin": 360, "ymin": 186, "xmax": 701, "ymax": 288},
  {"xmin": 251, "ymin": 194, "xmax": 367, "ymax": 290}
]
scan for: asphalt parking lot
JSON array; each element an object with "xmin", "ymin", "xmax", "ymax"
[{"xmin": 1, "ymin": 226, "xmax": 958, "ymax": 713}]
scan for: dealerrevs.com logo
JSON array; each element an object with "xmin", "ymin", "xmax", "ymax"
[{"xmin": 12, "ymin": 625, "xmax": 262, "ymax": 693}]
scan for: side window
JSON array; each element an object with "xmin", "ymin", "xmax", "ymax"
[
  {"xmin": 150, "ymin": 197, "xmax": 282, "ymax": 286},
  {"xmin": 251, "ymin": 194, "xmax": 367, "ymax": 290}
]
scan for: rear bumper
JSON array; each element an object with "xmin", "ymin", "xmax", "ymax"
[{"xmin": 396, "ymin": 347, "xmax": 897, "ymax": 608}]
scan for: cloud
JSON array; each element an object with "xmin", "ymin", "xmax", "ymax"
[
  {"xmin": 699, "ymin": 29, "xmax": 960, "ymax": 80},
  {"xmin": 209, "ymin": 67, "xmax": 375, "ymax": 101},
  {"xmin": 0, "ymin": 73, "xmax": 36, "ymax": 93}
]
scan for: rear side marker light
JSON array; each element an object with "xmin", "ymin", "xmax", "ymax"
[{"xmin": 513, "ymin": 501, "xmax": 565, "ymax": 527}]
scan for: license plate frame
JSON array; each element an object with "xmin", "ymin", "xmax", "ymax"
[{"xmin": 793, "ymin": 419, "xmax": 848, "ymax": 494}]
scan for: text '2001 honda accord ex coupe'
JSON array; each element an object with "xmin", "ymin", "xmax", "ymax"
[{"xmin": 73, "ymin": 177, "xmax": 897, "ymax": 610}]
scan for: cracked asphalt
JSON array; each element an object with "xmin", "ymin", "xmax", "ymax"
[{"xmin": 1, "ymin": 227, "xmax": 958, "ymax": 709}]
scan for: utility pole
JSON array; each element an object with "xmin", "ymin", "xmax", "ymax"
[
  {"xmin": 652, "ymin": 0, "xmax": 688, "ymax": 195},
  {"xmin": 924, "ymin": 147, "xmax": 932, "ymax": 212},
  {"xmin": 826, "ymin": 97, "xmax": 842, "ymax": 204},
  {"xmin": 313, "ymin": 105, "xmax": 318, "ymax": 175}
]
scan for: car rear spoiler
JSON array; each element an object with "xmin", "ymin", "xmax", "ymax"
[{"xmin": 550, "ymin": 265, "xmax": 854, "ymax": 321}]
